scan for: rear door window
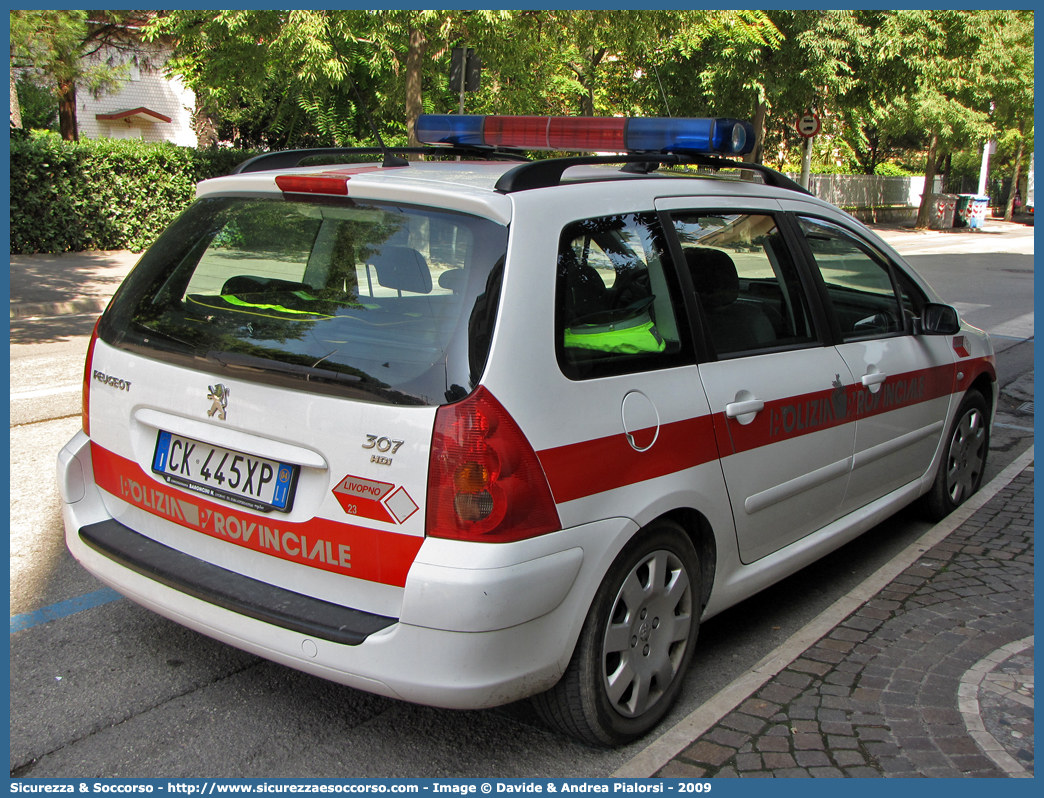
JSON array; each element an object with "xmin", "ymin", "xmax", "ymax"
[
  {"xmin": 101, "ymin": 197, "xmax": 508, "ymax": 406},
  {"xmin": 555, "ymin": 212, "xmax": 691, "ymax": 380}
]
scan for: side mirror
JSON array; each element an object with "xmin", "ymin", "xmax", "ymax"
[{"xmin": 915, "ymin": 303, "xmax": 960, "ymax": 335}]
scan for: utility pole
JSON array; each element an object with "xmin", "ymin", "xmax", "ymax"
[
  {"xmin": 800, "ymin": 136, "xmax": 814, "ymax": 191},
  {"xmin": 977, "ymin": 140, "xmax": 994, "ymax": 196}
]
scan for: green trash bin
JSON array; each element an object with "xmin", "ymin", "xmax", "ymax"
[{"xmin": 954, "ymin": 195, "xmax": 974, "ymax": 228}]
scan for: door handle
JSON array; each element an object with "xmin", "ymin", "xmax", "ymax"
[
  {"xmin": 861, "ymin": 371, "xmax": 887, "ymax": 393},
  {"xmin": 725, "ymin": 398, "xmax": 765, "ymax": 419}
]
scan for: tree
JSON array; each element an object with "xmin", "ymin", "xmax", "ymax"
[
  {"xmin": 851, "ymin": 12, "xmax": 997, "ymax": 228},
  {"xmin": 982, "ymin": 11, "xmax": 1034, "ymax": 220},
  {"xmin": 147, "ymin": 10, "xmax": 378, "ymax": 148},
  {"xmin": 147, "ymin": 10, "xmax": 515, "ymax": 149},
  {"xmin": 656, "ymin": 12, "xmax": 868, "ymax": 169},
  {"xmin": 10, "ymin": 10, "xmax": 152, "ymax": 140},
  {"xmin": 149, "ymin": 10, "xmax": 785, "ymax": 150},
  {"xmin": 14, "ymin": 73, "xmax": 59, "ymax": 131}
]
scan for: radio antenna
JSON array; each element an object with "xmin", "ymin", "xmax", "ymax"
[
  {"xmin": 344, "ymin": 74, "xmax": 408, "ymax": 167},
  {"xmin": 651, "ymin": 63, "xmax": 672, "ymax": 118}
]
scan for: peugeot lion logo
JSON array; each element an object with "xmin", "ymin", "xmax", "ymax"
[{"xmin": 207, "ymin": 384, "xmax": 229, "ymax": 420}]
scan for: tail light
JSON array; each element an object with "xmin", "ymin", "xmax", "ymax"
[
  {"xmin": 81, "ymin": 318, "xmax": 101, "ymax": 436},
  {"xmin": 427, "ymin": 387, "xmax": 561, "ymax": 543}
]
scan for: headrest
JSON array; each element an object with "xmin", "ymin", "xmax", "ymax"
[
  {"xmin": 366, "ymin": 245, "xmax": 432, "ymax": 294},
  {"xmin": 683, "ymin": 247, "xmax": 739, "ymax": 309},
  {"xmin": 438, "ymin": 268, "xmax": 467, "ymax": 293}
]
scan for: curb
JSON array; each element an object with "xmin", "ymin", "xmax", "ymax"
[
  {"xmin": 10, "ymin": 298, "xmax": 109, "ymax": 320},
  {"xmin": 958, "ymin": 635, "xmax": 1034, "ymax": 777},
  {"xmin": 614, "ymin": 445, "xmax": 1036, "ymax": 778}
]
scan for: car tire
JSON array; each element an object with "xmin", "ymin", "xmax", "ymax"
[
  {"xmin": 532, "ymin": 520, "xmax": 701, "ymax": 746},
  {"xmin": 923, "ymin": 390, "xmax": 990, "ymax": 521}
]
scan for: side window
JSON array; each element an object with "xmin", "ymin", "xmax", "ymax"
[
  {"xmin": 670, "ymin": 212, "xmax": 819, "ymax": 357},
  {"xmin": 798, "ymin": 217, "xmax": 909, "ymax": 342},
  {"xmin": 556, "ymin": 213, "xmax": 688, "ymax": 380}
]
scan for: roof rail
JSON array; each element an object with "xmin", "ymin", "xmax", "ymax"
[
  {"xmin": 493, "ymin": 153, "xmax": 810, "ymax": 195},
  {"xmin": 231, "ymin": 146, "xmax": 529, "ymax": 175}
]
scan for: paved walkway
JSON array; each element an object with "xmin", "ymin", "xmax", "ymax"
[
  {"xmin": 9, "ymin": 249, "xmax": 139, "ymax": 320},
  {"xmin": 617, "ymin": 450, "xmax": 1034, "ymax": 778}
]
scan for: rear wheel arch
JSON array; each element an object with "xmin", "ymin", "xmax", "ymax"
[{"xmin": 658, "ymin": 506, "xmax": 717, "ymax": 613}]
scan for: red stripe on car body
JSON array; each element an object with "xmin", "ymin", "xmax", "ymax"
[
  {"xmin": 537, "ymin": 416, "xmax": 719, "ymax": 505},
  {"xmin": 537, "ymin": 359, "xmax": 995, "ymax": 505},
  {"xmin": 725, "ymin": 363, "xmax": 958, "ymax": 456}
]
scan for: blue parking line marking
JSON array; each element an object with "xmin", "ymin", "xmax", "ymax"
[{"xmin": 10, "ymin": 588, "xmax": 123, "ymax": 634}]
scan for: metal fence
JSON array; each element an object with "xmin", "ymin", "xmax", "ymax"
[
  {"xmin": 785, "ymin": 174, "xmax": 944, "ymax": 209},
  {"xmin": 942, "ymin": 176, "xmax": 1019, "ymax": 212}
]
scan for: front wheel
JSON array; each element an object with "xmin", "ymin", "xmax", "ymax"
[
  {"xmin": 532, "ymin": 521, "xmax": 701, "ymax": 746},
  {"xmin": 923, "ymin": 390, "xmax": 989, "ymax": 521}
]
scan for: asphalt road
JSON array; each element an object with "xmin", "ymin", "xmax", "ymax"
[{"xmin": 9, "ymin": 226, "xmax": 1034, "ymax": 778}]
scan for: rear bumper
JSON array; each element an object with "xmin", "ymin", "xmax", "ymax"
[
  {"xmin": 79, "ymin": 519, "xmax": 395, "ymax": 645},
  {"xmin": 58, "ymin": 430, "xmax": 638, "ymax": 709}
]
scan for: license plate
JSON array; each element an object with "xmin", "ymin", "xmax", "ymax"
[{"xmin": 152, "ymin": 431, "xmax": 298, "ymax": 513}]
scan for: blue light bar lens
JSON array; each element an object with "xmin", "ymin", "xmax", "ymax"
[
  {"xmin": 711, "ymin": 119, "xmax": 755, "ymax": 155},
  {"xmin": 625, "ymin": 118, "xmax": 715, "ymax": 153},
  {"xmin": 415, "ymin": 115, "xmax": 484, "ymax": 147}
]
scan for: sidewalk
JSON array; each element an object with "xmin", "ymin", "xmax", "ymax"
[
  {"xmin": 867, "ymin": 215, "xmax": 1034, "ymax": 247},
  {"xmin": 9, "ymin": 249, "xmax": 139, "ymax": 320},
  {"xmin": 617, "ymin": 448, "xmax": 1034, "ymax": 778}
]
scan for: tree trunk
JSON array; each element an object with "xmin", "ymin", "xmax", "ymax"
[
  {"xmin": 915, "ymin": 131, "xmax": 940, "ymax": 229},
  {"xmin": 1004, "ymin": 128, "xmax": 1024, "ymax": 222},
  {"xmin": 58, "ymin": 81, "xmax": 77, "ymax": 141},
  {"xmin": 575, "ymin": 47, "xmax": 604, "ymax": 117},
  {"xmin": 743, "ymin": 100, "xmax": 768, "ymax": 164},
  {"xmin": 192, "ymin": 106, "xmax": 218, "ymax": 148},
  {"xmin": 10, "ymin": 70, "xmax": 22, "ymax": 128},
  {"xmin": 405, "ymin": 23, "xmax": 426, "ymax": 148}
]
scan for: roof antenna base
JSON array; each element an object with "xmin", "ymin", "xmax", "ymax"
[{"xmin": 620, "ymin": 161, "xmax": 659, "ymax": 175}]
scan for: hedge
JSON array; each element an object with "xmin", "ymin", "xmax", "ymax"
[{"xmin": 10, "ymin": 131, "xmax": 260, "ymax": 254}]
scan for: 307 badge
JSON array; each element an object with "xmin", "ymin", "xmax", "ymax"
[{"xmin": 363, "ymin": 434, "xmax": 403, "ymax": 466}]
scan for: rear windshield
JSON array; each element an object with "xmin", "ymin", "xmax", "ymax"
[{"xmin": 101, "ymin": 196, "xmax": 508, "ymax": 406}]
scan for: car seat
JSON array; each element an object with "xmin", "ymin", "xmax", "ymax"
[{"xmin": 684, "ymin": 247, "xmax": 777, "ymax": 355}]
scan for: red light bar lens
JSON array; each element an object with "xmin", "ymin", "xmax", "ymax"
[
  {"xmin": 275, "ymin": 174, "xmax": 349, "ymax": 195},
  {"xmin": 483, "ymin": 116, "xmax": 627, "ymax": 151},
  {"xmin": 484, "ymin": 116, "xmax": 550, "ymax": 148},
  {"xmin": 549, "ymin": 117, "xmax": 626, "ymax": 151}
]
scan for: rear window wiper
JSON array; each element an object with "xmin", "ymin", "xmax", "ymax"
[
  {"xmin": 131, "ymin": 320, "xmax": 196, "ymax": 350},
  {"xmin": 205, "ymin": 351, "xmax": 362, "ymax": 384}
]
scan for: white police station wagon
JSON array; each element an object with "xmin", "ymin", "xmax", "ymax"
[{"xmin": 58, "ymin": 115, "xmax": 996, "ymax": 746}]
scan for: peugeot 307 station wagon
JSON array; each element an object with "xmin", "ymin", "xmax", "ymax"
[{"xmin": 58, "ymin": 114, "xmax": 996, "ymax": 746}]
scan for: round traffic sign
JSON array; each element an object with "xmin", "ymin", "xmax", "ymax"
[{"xmin": 797, "ymin": 113, "xmax": 821, "ymax": 138}]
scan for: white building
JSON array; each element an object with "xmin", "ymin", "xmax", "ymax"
[{"xmin": 77, "ymin": 43, "xmax": 197, "ymax": 147}]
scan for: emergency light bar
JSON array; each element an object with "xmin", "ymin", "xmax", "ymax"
[{"xmin": 416, "ymin": 114, "xmax": 755, "ymax": 156}]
